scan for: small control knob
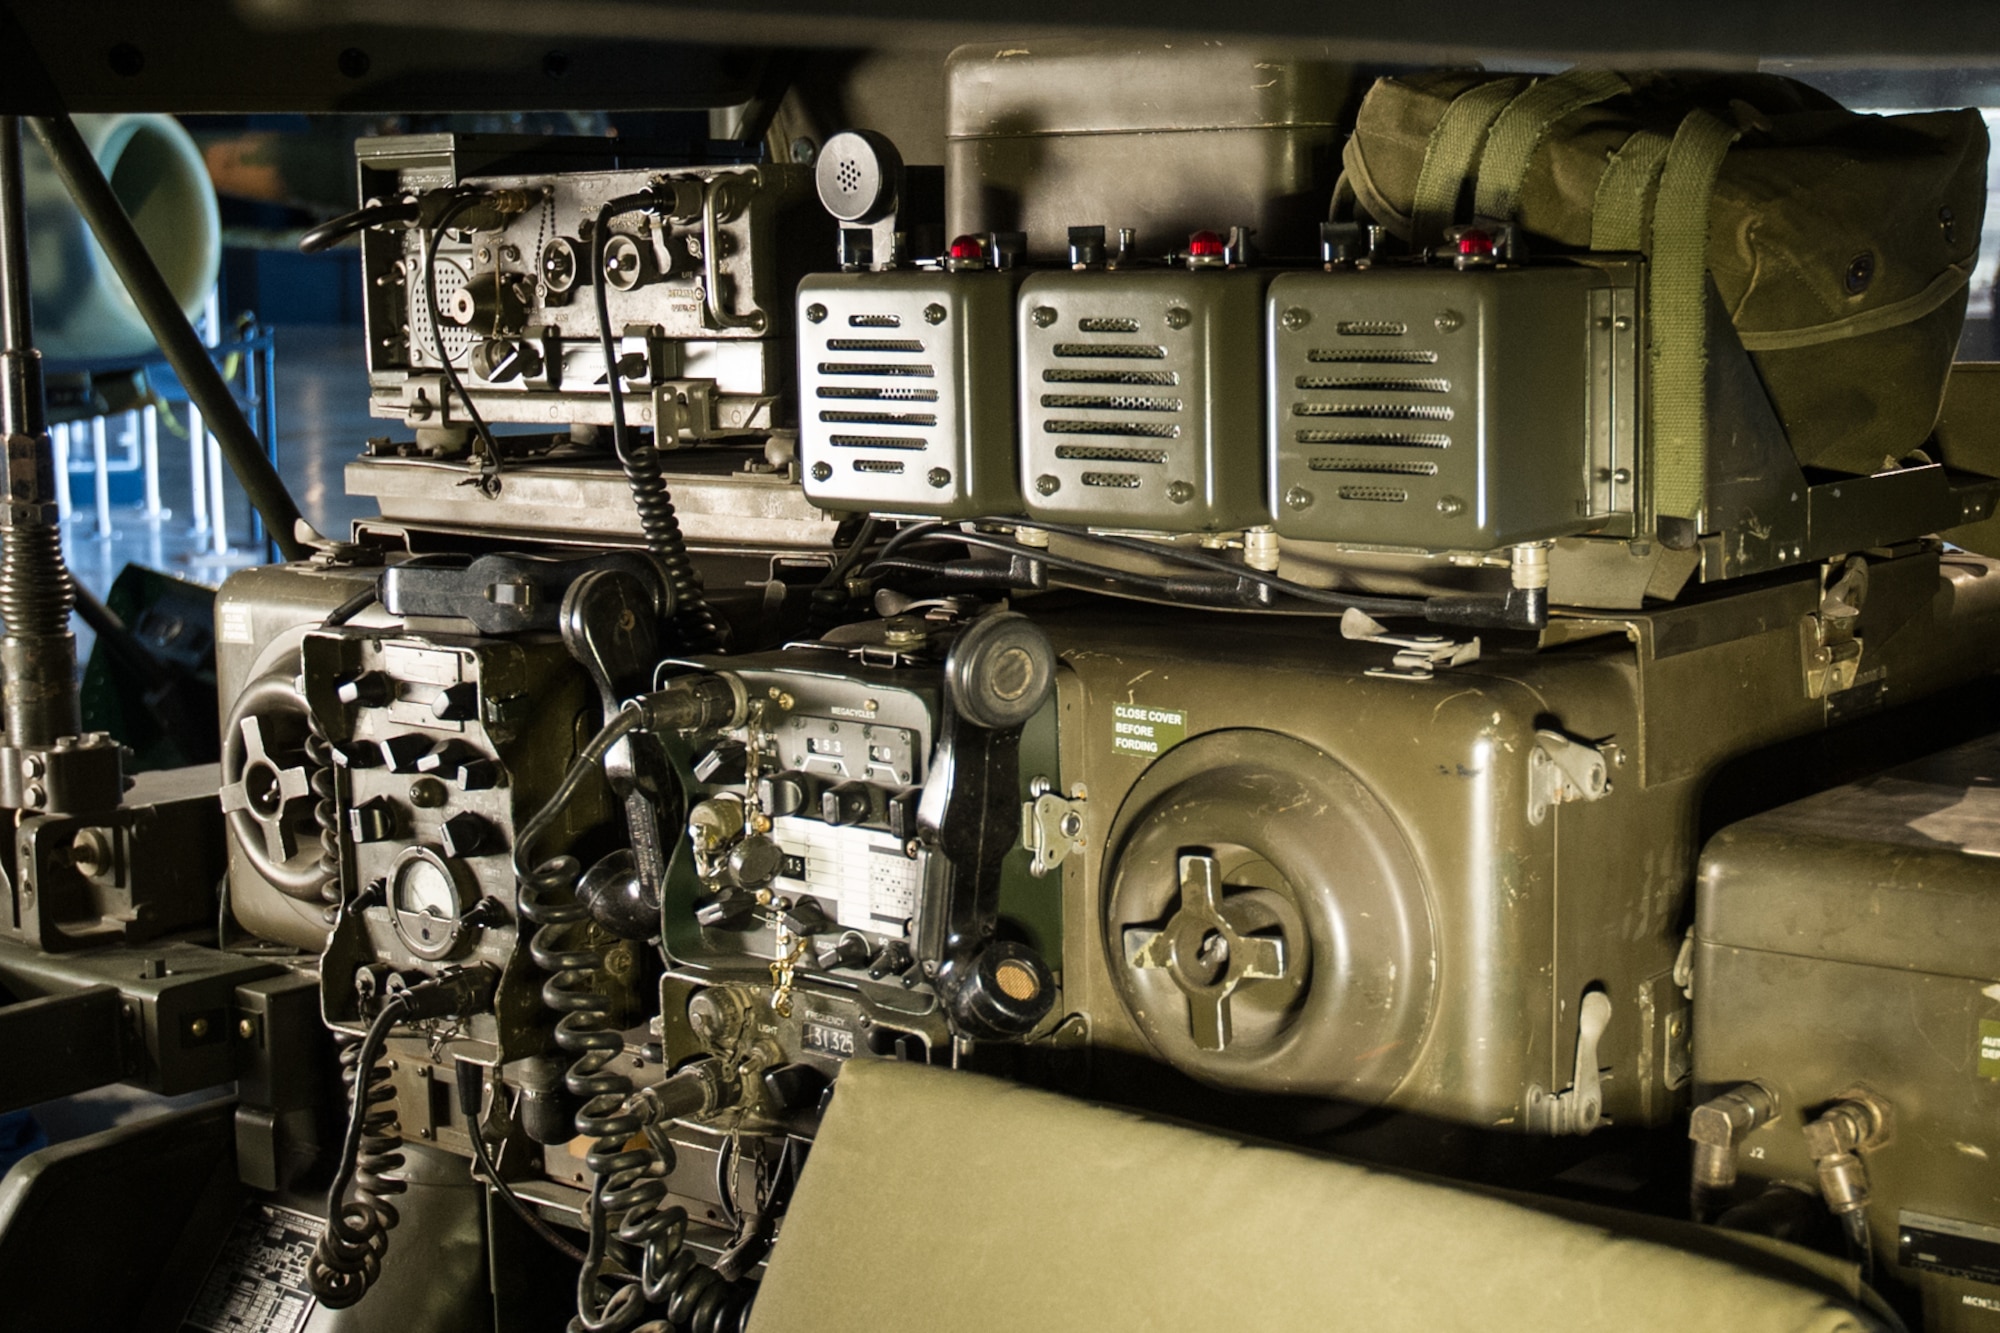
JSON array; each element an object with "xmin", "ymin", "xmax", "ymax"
[
  {"xmin": 415, "ymin": 739, "xmax": 479, "ymax": 777},
  {"xmin": 727, "ymin": 833, "xmax": 783, "ymax": 889},
  {"xmin": 348, "ymin": 797, "xmax": 400, "ymax": 843},
  {"xmin": 866, "ymin": 940, "xmax": 914, "ymax": 980},
  {"xmin": 761, "ymin": 1063, "xmax": 829, "ymax": 1115},
  {"xmin": 329, "ymin": 740, "xmax": 380, "ymax": 769},
  {"xmin": 336, "ymin": 672, "xmax": 393, "ymax": 707},
  {"xmin": 821, "ymin": 781, "xmax": 877, "ymax": 828},
  {"xmin": 823, "ymin": 931, "xmax": 873, "ymax": 970},
  {"xmin": 431, "ymin": 682, "xmax": 480, "ymax": 723},
  {"xmin": 456, "ymin": 758, "xmax": 504, "ymax": 791},
  {"xmin": 887, "ymin": 786, "xmax": 923, "ymax": 841},
  {"xmin": 380, "ymin": 734, "xmax": 433, "ymax": 773},
  {"xmin": 439, "ymin": 811, "xmax": 495, "ymax": 859},
  {"xmin": 602, "ymin": 235, "xmax": 652, "ymax": 292},
  {"xmin": 757, "ymin": 772, "xmax": 807, "ymax": 819},
  {"xmin": 445, "ymin": 270, "xmax": 528, "ymax": 333}
]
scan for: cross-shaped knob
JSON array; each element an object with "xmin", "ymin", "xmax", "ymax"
[
  {"xmin": 1123, "ymin": 853, "xmax": 1288, "ymax": 1052},
  {"xmin": 219, "ymin": 714, "xmax": 314, "ymax": 864}
]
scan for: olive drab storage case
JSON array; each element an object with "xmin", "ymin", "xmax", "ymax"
[{"xmin": 1338, "ymin": 69, "xmax": 1988, "ymax": 491}]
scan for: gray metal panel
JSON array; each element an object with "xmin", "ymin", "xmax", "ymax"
[
  {"xmin": 361, "ymin": 152, "xmax": 827, "ymax": 433},
  {"xmin": 798, "ymin": 269, "xmax": 1024, "ymax": 518},
  {"xmin": 346, "ymin": 454, "xmax": 839, "ymax": 550},
  {"xmin": 1266, "ymin": 263, "xmax": 1633, "ymax": 551},
  {"xmin": 1019, "ymin": 268, "xmax": 1270, "ymax": 533}
]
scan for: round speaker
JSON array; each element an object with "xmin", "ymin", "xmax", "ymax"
[
  {"xmin": 1103, "ymin": 729, "xmax": 1434, "ymax": 1102},
  {"xmin": 814, "ymin": 130, "xmax": 903, "ymax": 225}
]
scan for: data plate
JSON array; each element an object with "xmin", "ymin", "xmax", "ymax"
[
  {"xmin": 1902, "ymin": 1211, "xmax": 2000, "ymax": 1286},
  {"xmin": 183, "ymin": 1203, "xmax": 324, "ymax": 1333}
]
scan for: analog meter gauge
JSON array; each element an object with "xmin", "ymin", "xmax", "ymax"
[{"xmin": 389, "ymin": 845, "xmax": 476, "ymax": 960}]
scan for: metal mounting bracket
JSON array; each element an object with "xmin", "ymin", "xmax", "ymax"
[
  {"xmin": 1020, "ymin": 777, "xmax": 1088, "ymax": 877},
  {"xmin": 1527, "ymin": 729, "xmax": 1614, "ymax": 825}
]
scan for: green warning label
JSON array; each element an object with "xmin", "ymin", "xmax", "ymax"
[
  {"xmin": 1981, "ymin": 1020, "xmax": 2000, "ymax": 1081},
  {"xmin": 1112, "ymin": 703, "xmax": 1186, "ymax": 757}
]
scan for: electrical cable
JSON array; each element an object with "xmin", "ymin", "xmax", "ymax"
[
  {"xmin": 874, "ymin": 519, "xmax": 946, "ymax": 564},
  {"xmin": 867, "ymin": 518, "xmax": 1437, "ymax": 619},
  {"xmin": 590, "ymin": 195, "xmax": 723, "ymax": 653},
  {"xmin": 468, "ymin": 1112, "xmax": 588, "ymax": 1264},
  {"xmin": 978, "ymin": 520, "xmax": 1432, "ymax": 616},
  {"xmin": 308, "ymin": 993, "xmax": 413, "ymax": 1309},
  {"xmin": 422, "ymin": 192, "xmax": 505, "ymax": 478},
  {"xmin": 866, "ymin": 534, "xmax": 1275, "ymax": 606},
  {"xmin": 816, "ymin": 517, "xmax": 881, "ymax": 593},
  {"xmin": 299, "ymin": 199, "xmax": 421, "ymax": 254},
  {"xmin": 321, "ymin": 585, "xmax": 379, "ymax": 628}
]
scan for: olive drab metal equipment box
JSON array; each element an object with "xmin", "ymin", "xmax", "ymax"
[{"xmin": 1695, "ymin": 733, "xmax": 2000, "ymax": 1331}]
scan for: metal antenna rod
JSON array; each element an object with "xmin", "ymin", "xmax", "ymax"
[{"xmin": 0, "ymin": 115, "xmax": 79, "ymax": 747}]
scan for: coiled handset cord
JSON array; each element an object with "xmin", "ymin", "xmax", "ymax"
[
  {"xmin": 512, "ymin": 690, "xmax": 752, "ymax": 1333},
  {"xmin": 309, "ymin": 963, "xmax": 493, "ymax": 1308},
  {"xmin": 307, "ymin": 991, "xmax": 415, "ymax": 1309},
  {"xmin": 590, "ymin": 194, "xmax": 723, "ymax": 653}
]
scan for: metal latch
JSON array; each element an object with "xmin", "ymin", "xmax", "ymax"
[
  {"xmin": 1527, "ymin": 990, "xmax": 1612, "ymax": 1135},
  {"xmin": 1339, "ymin": 608, "xmax": 1480, "ymax": 681},
  {"xmin": 1802, "ymin": 557, "xmax": 1866, "ymax": 698},
  {"xmin": 1021, "ymin": 777, "xmax": 1088, "ymax": 877},
  {"xmin": 1527, "ymin": 729, "xmax": 1614, "ymax": 825}
]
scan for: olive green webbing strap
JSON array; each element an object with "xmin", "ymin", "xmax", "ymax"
[
  {"xmin": 1472, "ymin": 69, "xmax": 1631, "ymax": 222},
  {"xmin": 1589, "ymin": 129, "xmax": 1671, "ymax": 251},
  {"xmin": 1410, "ymin": 77, "xmax": 1530, "ymax": 249},
  {"xmin": 1649, "ymin": 109, "xmax": 1740, "ymax": 521}
]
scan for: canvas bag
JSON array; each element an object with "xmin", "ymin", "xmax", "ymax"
[{"xmin": 1339, "ymin": 68, "xmax": 1988, "ymax": 518}]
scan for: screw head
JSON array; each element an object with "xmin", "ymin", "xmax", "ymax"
[
  {"xmin": 190, "ymin": 1017, "xmax": 210, "ymax": 1039},
  {"xmin": 239, "ymin": 1019, "xmax": 255, "ymax": 1039},
  {"xmin": 1436, "ymin": 495, "xmax": 1467, "ymax": 517},
  {"xmin": 810, "ymin": 461, "xmax": 832, "ymax": 481},
  {"xmin": 1035, "ymin": 474, "xmax": 1060, "ymax": 495},
  {"xmin": 1165, "ymin": 307, "xmax": 1192, "ymax": 330},
  {"xmin": 408, "ymin": 776, "xmax": 448, "ymax": 809},
  {"xmin": 1031, "ymin": 306, "xmax": 1057, "ymax": 328},
  {"xmin": 923, "ymin": 303, "xmax": 947, "ymax": 325},
  {"xmin": 805, "ymin": 303, "xmax": 827, "ymax": 324},
  {"xmin": 1435, "ymin": 309, "xmax": 1464, "ymax": 334},
  {"xmin": 926, "ymin": 467, "xmax": 951, "ymax": 488},
  {"xmin": 1167, "ymin": 480, "xmax": 1195, "ymax": 504},
  {"xmin": 1280, "ymin": 307, "xmax": 1310, "ymax": 332},
  {"xmin": 1283, "ymin": 486, "xmax": 1312, "ymax": 510}
]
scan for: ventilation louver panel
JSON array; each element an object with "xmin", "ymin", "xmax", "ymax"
[
  {"xmin": 799, "ymin": 272, "xmax": 1025, "ymax": 520},
  {"xmin": 1266, "ymin": 265, "xmax": 1631, "ymax": 551},
  {"xmin": 1020, "ymin": 272, "xmax": 1271, "ymax": 533}
]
